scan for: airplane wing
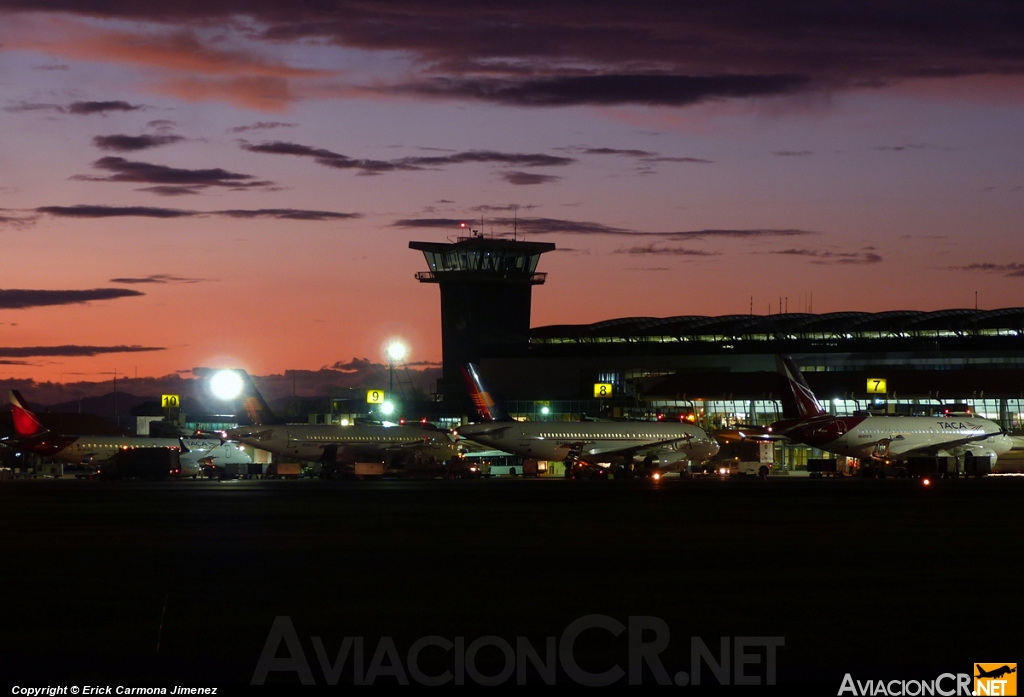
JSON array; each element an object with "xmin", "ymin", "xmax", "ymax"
[
  {"xmin": 715, "ymin": 427, "xmax": 788, "ymax": 444},
  {"xmin": 381, "ymin": 436, "xmax": 452, "ymax": 452},
  {"xmin": 886, "ymin": 431, "xmax": 1005, "ymax": 457},
  {"xmin": 579, "ymin": 435, "xmax": 698, "ymax": 458},
  {"xmin": 456, "ymin": 424, "xmax": 516, "ymax": 437},
  {"xmin": 227, "ymin": 427, "xmax": 275, "ymax": 441}
]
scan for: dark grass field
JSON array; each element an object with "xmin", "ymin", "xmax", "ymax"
[{"xmin": 1, "ymin": 476, "xmax": 1021, "ymax": 687}]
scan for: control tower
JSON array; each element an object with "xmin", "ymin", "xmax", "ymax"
[{"xmin": 410, "ymin": 234, "xmax": 555, "ymax": 411}]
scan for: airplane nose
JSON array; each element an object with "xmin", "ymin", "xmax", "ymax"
[{"xmin": 708, "ymin": 438, "xmax": 721, "ymax": 457}]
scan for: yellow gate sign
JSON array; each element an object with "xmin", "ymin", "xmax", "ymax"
[
  {"xmin": 366, "ymin": 389, "xmax": 386, "ymax": 404},
  {"xmin": 161, "ymin": 394, "xmax": 180, "ymax": 408},
  {"xmin": 593, "ymin": 383, "xmax": 614, "ymax": 398},
  {"xmin": 866, "ymin": 378, "xmax": 887, "ymax": 394}
]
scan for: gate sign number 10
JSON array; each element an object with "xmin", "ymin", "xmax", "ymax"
[
  {"xmin": 367, "ymin": 389, "xmax": 385, "ymax": 404},
  {"xmin": 594, "ymin": 383, "xmax": 613, "ymax": 398},
  {"xmin": 161, "ymin": 394, "xmax": 180, "ymax": 408}
]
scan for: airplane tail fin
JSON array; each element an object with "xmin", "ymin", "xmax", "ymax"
[
  {"xmin": 235, "ymin": 371, "xmax": 279, "ymax": 426},
  {"xmin": 776, "ymin": 355, "xmax": 827, "ymax": 419},
  {"xmin": 8, "ymin": 390, "xmax": 47, "ymax": 438},
  {"xmin": 461, "ymin": 363, "xmax": 511, "ymax": 422}
]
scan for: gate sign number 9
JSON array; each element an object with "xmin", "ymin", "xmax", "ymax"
[{"xmin": 367, "ymin": 389, "xmax": 385, "ymax": 404}]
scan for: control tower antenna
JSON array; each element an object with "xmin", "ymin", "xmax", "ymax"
[{"xmin": 514, "ymin": 205, "xmax": 518, "ymax": 241}]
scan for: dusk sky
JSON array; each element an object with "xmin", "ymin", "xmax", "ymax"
[{"xmin": 2, "ymin": 2, "xmax": 1023, "ymax": 393}]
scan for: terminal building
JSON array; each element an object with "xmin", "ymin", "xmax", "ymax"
[{"xmin": 410, "ymin": 236, "xmax": 1024, "ymax": 466}]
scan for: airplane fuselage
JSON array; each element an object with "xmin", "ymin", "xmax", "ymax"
[
  {"xmin": 226, "ymin": 424, "xmax": 457, "ymax": 463},
  {"xmin": 455, "ymin": 421, "xmax": 719, "ymax": 469},
  {"xmin": 772, "ymin": 414, "xmax": 1013, "ymax": 462},
  {"xmin": 45, "ymin": 436, "xmax": 249, "ymax": 468}
]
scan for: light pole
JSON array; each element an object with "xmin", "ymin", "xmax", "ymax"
[{"xmin": 386, "ymin": 341, "xmax": 407, "ymax": 394}]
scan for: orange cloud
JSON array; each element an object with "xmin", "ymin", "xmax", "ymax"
[
  {"xmin": 5, "ymin": 14, "xmax": 327, "ymax": 77},
  {"xmin": 60, "ymin": 28, "xmax": 329, "ymax": 79},
  {"xmin": 157, "ymin": 75, "xmax": 295, "ymax": 112},
  {"xmin": 3, "ymin": 15, "xmax": 331, "ymax": 110}
]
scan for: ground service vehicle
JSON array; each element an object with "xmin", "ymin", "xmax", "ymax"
[
  {"xmin": 204, "ymin": 461, "xmax": 265, "ymax": 480},
  {"xmin": 807, "ymin": 458, "xmax": 839, "ymax": 478},
  {"xmin": 711, "ymin": 439, "xmax": 773, "ymax": 479},
  {"xmin": 265, "ymin": 462, "xmax": 301, "ymax": 479},
  {"xmin": 96, "ymin": 447, "xmax": 181, "ymax": 480}
]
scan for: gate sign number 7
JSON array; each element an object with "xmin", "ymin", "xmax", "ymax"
[{"xmin": 866, "ymin": 379, "xmax": 887, "ymax": 394}]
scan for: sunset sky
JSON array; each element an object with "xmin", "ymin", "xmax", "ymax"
[{"xmin": 1, "ymin": 2, "xmax": 1023, "ymax": 394}]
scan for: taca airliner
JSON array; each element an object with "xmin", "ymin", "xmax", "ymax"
[
  {"xmin": 8, "ymin": 390, "xmax": 252, "ymax": 476},
  {"xmin": 453, "ymin": 363, "xmax": 719, "ymax": 476},
  {"xmin": 770, "ymin": 356, "xmax": 1012, "ymax": 467},
  {"xmin": 221, "ymin": 371, "xmax": 457, "ymax": 468}
]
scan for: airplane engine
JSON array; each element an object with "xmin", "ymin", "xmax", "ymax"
[
  {"xmin": 634, "ymin": 451, "xmax": 688, "ymax": 469},
  {"xmin": 960, "ymin": 445, "xmax": 999, "ymax": 477},
  {"xmin": 963, "ymin": 446, "xmax": 998, "ymax": 464}
]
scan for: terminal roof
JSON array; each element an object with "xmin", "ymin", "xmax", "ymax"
[{"xmin": 531, "ymin": 308, "xmax": 1024, "ymax": 342}]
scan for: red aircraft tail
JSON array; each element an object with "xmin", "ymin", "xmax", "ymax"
[
  {"xmin": 461, "ymin": 363, "xmax": 511, "ymax": 422},
  {"xmin": 776, "ymin": 356, "xmax": 827, "ymax": 419},
  {"xmin": 9, "ymin": 390, "xmax": 47, "ymax": 438}
]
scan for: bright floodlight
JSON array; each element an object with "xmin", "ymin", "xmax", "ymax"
[
  {"xmin": 386, "ymin": 341, "xmax": 407, "ymax": 362},
  {"xmin": 210, "ymin": 370, "xmax": 244, "ymax": 400},
  {"xmin": 381, "ymin": 401, "xmax": 396, "ymax": 416}
]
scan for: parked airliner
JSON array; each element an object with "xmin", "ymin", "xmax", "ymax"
[
  {"xmin": 222, "ymin": 370, "xmax": 456, "ymax": 466},
  {"xmin": 8, "ymin": 390, "xmax": 252, "ymax": 473},
  {"xmin": 453, "ymin": 364, "xmax": 719, "ymax": 475},
  {"xmin": 771, "ymin": 356, "xmax": 1012, "ymax": 465}
]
